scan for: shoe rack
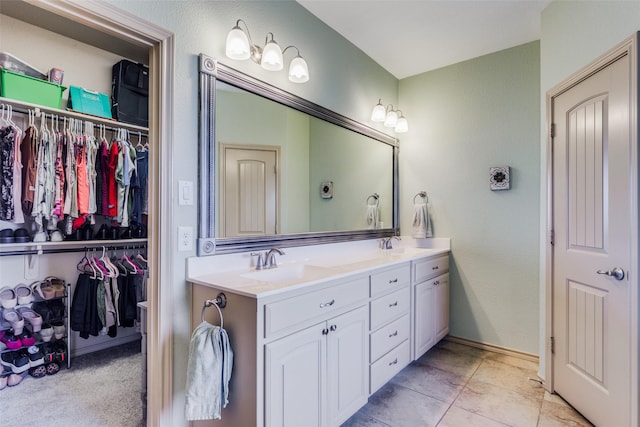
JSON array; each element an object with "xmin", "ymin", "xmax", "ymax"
[{"xmin": 0, "ymin": 281, "xmax": 70, "ymax": 387}]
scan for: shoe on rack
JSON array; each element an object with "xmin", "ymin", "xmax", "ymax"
[
  {"xmin": 29, "ymin": 365, "xmax": 46, "ymax": 378},
  {"xmin": 45, "ymin": 362, "xmax": 60, "ymax": 375},
  {"xmin": 17, "ymin": 307, "xmax": 43, "ymax": 332},
  {"xmin": 40, "ymin": 342, "xmax": 55, "ymax": 363},
  {"xmin": 49, "ymin": 230, "xmax": 63, "ymax": 242},
  {"xmin": 14, "ymin": 283, "xmax": 32, "ymax": 305},
  {"xmin": 31, "ymin": 281, "xmax": 55, "ymax": 300},
  {"xmin": 52, "ymin": 321, "xmax": 65, "ymax": 340},
  {"xmin": 1, "ymin": 351, "xmax": 30, "ymax": 374},
  {"xmin": 44, "ymin": 277, "xmax": 66, "ymax": 298},
  {"xmin": 0, "ymin": 286, "xmax": 17, "ymax": 308},
  {"xmin": 0, "ymin": 365, "xmax": 10, "ymax": 390},
  {"xmin": 48, "ymin": 300, "xmax": 66, "ymax": 322},
  {"xmin": 7, "ymin": 372, "xmax": 24, "ymax": 386},
  {"xmin": 53, "ymin": 339, "xmax": 67, "ymax": 364},
  {"xmin": 0, "ymin": 228, "xmax": 14, "ymax": 244},
  {"xmin": 17, "ymin": 329, "xmax": 35, "ymax": 347},
  {"xmin": 3, "ymin": 309, "xmax": 24, "ymax": 335},
  {"xmin": 39, "ymin": 323, "xmax": 54, "ymax": 342},
  {"xmin": 26, "ymin": 345, "xmax": 44, "ymax": 367},
  {"xmin": 0, "ymin": 330, "xmax": 22, "ymax": 350},
  {"xmin": 13, "ymin": 228, "xmax": 30, "ymax": 243}
]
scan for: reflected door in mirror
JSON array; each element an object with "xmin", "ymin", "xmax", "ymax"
[{"xmin": 222, "ymin": 145, "xmax": 278, "ymax": 237}]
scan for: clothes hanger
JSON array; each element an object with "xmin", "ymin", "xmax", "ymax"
[{"xmin": 135, "ymin": 131, "xmax": 145, "ymax": 151}]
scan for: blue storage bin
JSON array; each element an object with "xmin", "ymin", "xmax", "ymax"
[{"xmin": 67, "ymin": 85, "xmax": 112, "ymax": 119}]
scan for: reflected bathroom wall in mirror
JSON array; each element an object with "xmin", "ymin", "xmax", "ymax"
[
  {"xmin": 216, "ymin": 82, "xmax": 394, "ymax": 237},
  {"xmin": 198, "ymin": 54, "xmax": 399, "ymax": 255}
]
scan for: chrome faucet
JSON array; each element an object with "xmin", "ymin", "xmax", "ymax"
[
  {"xmin": 265, "ymin": 247, "xmax": 285, "ymax": 269},
  {"xmin": 379, "ymin": 236, "xmax": 401, "ymax": 250},
  {"xmin": 251, "ymin": 248, "xmax": 285, "ymax": 270}
]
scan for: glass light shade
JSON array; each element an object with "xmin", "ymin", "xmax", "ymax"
[
  {"xmin": 384, "ymin": 110, "xmax": 398, "ymax": 128},
  {"xmin": 395, "ymin": 116, "xmax": 408, "ymax": 133},
  {"xmin": 261, "ymin": 40, "xmax": 283, "ymax": 71},
  {"xmin": 288, "ymin": 56, "xmax": 309, "ymax": 83},
  {"xmin": 225, "ymin": 26, "xmax": 250, "ymax": 60},
  {"xmin": 371, "ymin": 102, "xmax": 386, "ymax": 122}
]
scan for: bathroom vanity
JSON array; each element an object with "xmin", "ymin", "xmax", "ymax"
[{"xmin": 187, "ymin": 239, "xmax": 449, "ymax": 427}]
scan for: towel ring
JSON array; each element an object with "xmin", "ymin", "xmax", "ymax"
[
  {"xmin": 201, "ymin": 292, "xmax": 227, "ymax": 328},
  {"xmin": 413, "ymin": 191, "xmax": 428, "ymax": 204},
  {"xmin": 367, "ymin": 193, "xmax": 380, "ymax": 207}
]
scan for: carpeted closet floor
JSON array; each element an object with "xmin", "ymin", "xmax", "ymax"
[{"xmin": 2, "ymin": 340, "xmax": 144, "ymax": 427}]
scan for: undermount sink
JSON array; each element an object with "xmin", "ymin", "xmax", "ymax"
[{"xmin": 241, "ymin": 264, "xmax": 331, "ymax": 283}]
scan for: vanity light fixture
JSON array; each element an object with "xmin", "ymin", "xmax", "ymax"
[
  {"xmin": 225, "ymin": 19, "xmax": 310, "ymax": 83},
  {"xmin": 371, "ymin": 99, "xmax": 408, "ymax": 133}
]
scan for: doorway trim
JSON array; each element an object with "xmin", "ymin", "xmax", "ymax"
[
  {"xmin": 25, "ymin": 0, "xmax": 176, "ymax": 424},
  {"xmin": 545, "ymin": 33, "xmax": 638, "ymax": 426}
]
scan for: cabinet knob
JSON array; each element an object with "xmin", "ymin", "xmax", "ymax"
[
  {"xmin": 432, "ymin": 266, "xmax": 439, "ymax": 270},
  {"xmin": 319, "ymin": 299, "xmax": 335, "ymax": 308},
  {"xmin": 434, "ymin": 280, "xmax": 439, "ymax": 286},
  {"xmin": 389, "ymin": 331, "xmax": 398, "ymax": 338},
  {"xmin": 388, "ymin": 278, "xmax": 398, "ymax": 284},
  {"xmin": 329, "ymin": 324, "xmax": 337, "ymax": 331},
  {"xmin": 388, "ymin": 358, "xmax": 398, "ymax": 366},
  {"xmin": 389, "ymin": 301, "xmax": 398, "ymax": 308},
  {"xmin": 322, "ymin": 328, "xmax": 329, "ymax": 335}
]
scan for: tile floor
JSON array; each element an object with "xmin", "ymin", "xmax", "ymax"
[{"xmin": 342, "ymin": 340, "xmax": 593, "ymax": 427}]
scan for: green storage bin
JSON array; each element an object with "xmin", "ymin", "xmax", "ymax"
[
  {"xmin": 67, "ymin": 85, "xmax": 112, "ymax": 119},
  {"xmin": 0, "ymin": 68, "xmax": 66, "ymax": 109}
]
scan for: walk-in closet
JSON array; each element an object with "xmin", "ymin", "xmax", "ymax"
[{"xmin": 0, "ymin": 2, "xmax": 168, "ymax": 425}]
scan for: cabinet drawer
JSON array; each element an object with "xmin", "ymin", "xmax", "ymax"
[
  {"xmin": 370, "ymin": 339, "xmax": 410, "ymax": 394},
  {"xmin": 370, "ymin": 287, "xmax": 409, "ymax": 330},
  {"xmin": 370, "ymin": 264, "xmax": 410, "ymax": 296},
  {"xmin": 264, "ymin": 276, "xmax": 368, "ymax": 338},
  {"xmin": 414, "ymin": 255, "xmax": 449, "ymax": 283},
  {"xmin": 370, "ymin": 314, "xmax": 410, "ymax": 362}
]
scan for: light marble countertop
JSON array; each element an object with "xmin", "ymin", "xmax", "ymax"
[{"xmin": 187, "ymin": 237, "xmax": 450, "ymax": 299}]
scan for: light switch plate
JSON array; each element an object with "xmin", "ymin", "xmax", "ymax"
[{"xmin": 178, "ymin": 180, "xmax": 194, "ymax": 205}]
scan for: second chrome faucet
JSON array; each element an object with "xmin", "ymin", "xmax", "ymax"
[{"xmin": 251, "ymin": 247, "xmax": 285, "ymax": 270}]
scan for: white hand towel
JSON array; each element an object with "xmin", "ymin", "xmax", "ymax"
[
  {"xmin": 185, "ymin": 321, "xmax": 234, "ymax": 420},
  {"xmin": 412, "ymin": 202, "xmax": 432, "ymax": 238},
  {"xmin": 366, "ymin": 205, "xmax": 380, "ymax": 229}
]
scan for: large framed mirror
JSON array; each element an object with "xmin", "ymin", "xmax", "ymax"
[{"xmin": 197, "ymin": 54, "xmax": 399, "ymax": 255}]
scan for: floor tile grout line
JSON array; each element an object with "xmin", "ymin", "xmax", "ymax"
[{"xmin": 434, "ymin": 356, "xmax": 486, "ymax": 426}]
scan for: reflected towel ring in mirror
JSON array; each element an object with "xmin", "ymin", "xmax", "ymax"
[
  {"xmin": 367, "ymin": 193, "xmax": 380, "ymax": 207},
  {"xmin": 413, "ymin": 191, "xmax": 428, "ymax": 204}
]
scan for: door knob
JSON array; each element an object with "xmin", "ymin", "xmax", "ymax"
[{"xmin": 596, "ymin": 267, "xmax": 625, "ymax": 281}]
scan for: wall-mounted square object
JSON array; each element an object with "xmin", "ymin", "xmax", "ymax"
[
  {"xmin": 489, "ymin": 166, "xmax": 510, "ymax": 191},
  {"xmin": 321, "ymin": 181, "xmax": 333, "ymax": 199}
]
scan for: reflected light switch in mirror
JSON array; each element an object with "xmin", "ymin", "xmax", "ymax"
[{"xmin": 179, "ymin": 180, "xmax": 194, "ymax": 205}]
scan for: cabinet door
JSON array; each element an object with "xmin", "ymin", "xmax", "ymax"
[
  {"xmin": 327, "ymin": 306, "xmax": 368, "ymax": 427},
  {"xmin": 435, "ymin": 273, "xmax": 450, "ymax": 342},
  {"xmin": 414, "ymin": 281, "xmax": 436, "ymax": 359},
  {"xmin": 265, "ymin": 322, "xmax": 327, "ymax": 427}
]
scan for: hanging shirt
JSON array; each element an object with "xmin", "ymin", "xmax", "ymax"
[
  {"xmin": 21, "ymin": 126, "xmax": 38, "ymax": 217},
  {"xmin": 107, "ymin": 140, "xmax": 119, "ymax": 218},
  {"xmin": 11, "ymin": 125, "xmax": 24, "ymax": 224},
  {"xmin": 0, "ymin": 125, "xmax": 16, "ymax": 221},
  {"xmin": 76, "ymin": 137, "xmax": 89, "ymax": 216},
  {"xmin": 115, "ymin": 142, "xmax": 125, "ymax": 223}
]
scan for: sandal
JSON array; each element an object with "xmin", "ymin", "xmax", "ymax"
[
  {"xmin": 14, "ymin": 283, "xmax": 32, "ymax": 305},
  {"xmin": 29, "ymin": 365, "xmax": 46, "ymax": 378},
  {"xmin": 45, "ymin": 362, "xmax": 60, "ymax": 375},
  {"xmin": 44, "ymin": 277, "xmax": 66, "ymax": 298},
  {"xmin": 0, "ymin": 286, "xmax": 17, "ymax": 309},
  {"xmin": 2, "ymin": 309, "xmax": 24, "ymax": 335},
  {"xmin": 17, "ymin": 307, "xmax": 43, "ymax": 332},
  {"xmin": 31, "ymin": 281, "xmax": 55, "ymax": 300}
]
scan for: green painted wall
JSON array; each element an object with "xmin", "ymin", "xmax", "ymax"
[{"xmin": 399, "ymin": 41, "xmax": 541, "ymax": 353}]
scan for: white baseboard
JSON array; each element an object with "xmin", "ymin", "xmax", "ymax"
[
  {"xmin": 71, "ymin": 331, "xmax": 141, "ymax": 358},
  {"xmin": 444, "ymin": 335, "xmax": 539, "ymax": 363}
]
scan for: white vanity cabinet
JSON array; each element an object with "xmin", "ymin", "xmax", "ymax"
[
  {"xmin": 265, "ymin": 305, "xmax": 368, "ymax": 427},
  {"xmin": 412, "ymin": 255, "xmax": 450, "ymax": 360},
  {"xmin": 368, "ymin": 263, "xmax": 411, "ymax": 393},
  {"xmin": 189, "ymin": 246, "xmax": 450, "ymax": 427}
]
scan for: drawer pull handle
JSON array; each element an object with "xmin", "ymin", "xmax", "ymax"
[
  {"xmin": 388, "ymin": 278, "xmax": 398, "ymax": 284},
  {"xmin": 389, "ymin": 331, "xmax": 398, "ymax": 338},
  {"xmin": 432, "ymin": 266, "xmax": 439, "ymax": 270},
  {"xmin": 319, "ymin": 299, "xmax": 335, "ymax": 308},
  {"xmin": 389, "ymin": 301, "xmax": 398, "ymax": 307},
  {"xmin": 388, "ymin": 358, "xmax": 398, "ymax": 366}
]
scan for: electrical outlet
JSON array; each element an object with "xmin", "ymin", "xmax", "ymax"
[{"xmin": 178, "ymin": 226, "xmax": 193, "ymax": 251}]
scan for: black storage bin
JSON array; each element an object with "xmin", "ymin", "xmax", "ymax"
[{"xmin": 111, "ymin": 60, "xmax": 149, "ymax": 127}]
